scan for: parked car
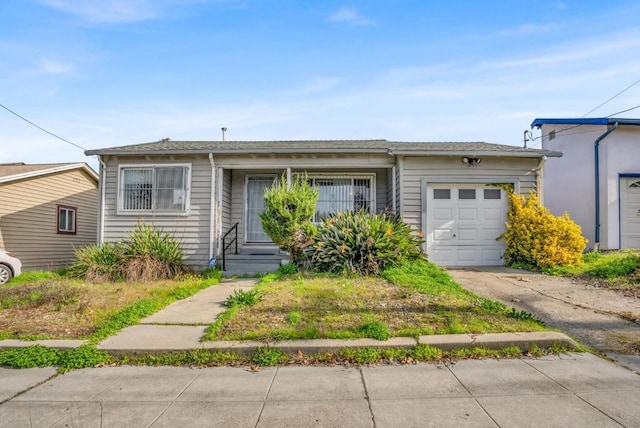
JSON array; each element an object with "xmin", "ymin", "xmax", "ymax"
[{"xmin": 0, "ymin": 249, "xmax": 21, "ymax": 285}]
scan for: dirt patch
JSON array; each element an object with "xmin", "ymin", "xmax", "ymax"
[{"xmin": 448, "ymin": 268, "xmax": 640, "ymax": 356}]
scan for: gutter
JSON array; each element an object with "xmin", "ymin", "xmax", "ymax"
[
  {"xmin": 594, "ymin": 122, "xmax": 619, "ymax": 249},
  {"xmin": 97, "ymin": 156, "xmax": 107, "ymax": 244},
  {"xmin": 85, "ymin": 148, "xmax": 562, "ymax": 158}
]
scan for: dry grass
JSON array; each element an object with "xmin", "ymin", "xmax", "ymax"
[
  {"xmin": 209, "ymin": 275, "xmax": 546, "ymax": 341},
  {"xmin": 0, "ymin": 277, "xmax": 189, "ymax": 339}
]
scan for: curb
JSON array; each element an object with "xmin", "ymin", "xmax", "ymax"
[
  {"xmin": 1, "ymin": 332, "xmax": 577, "ymax": 356},
  {"xmin": 93, "ymin": 331, "xmax": 576, "ymax": 356}
]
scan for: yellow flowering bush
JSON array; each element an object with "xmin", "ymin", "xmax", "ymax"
[{"xmin": 501, "ymin": 191, "xmax": 587, "ymax": 268}]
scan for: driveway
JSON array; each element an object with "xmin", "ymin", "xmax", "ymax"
[{"xmin": 448, "ymin": 267, "xmax": 640, "ymax": 372}]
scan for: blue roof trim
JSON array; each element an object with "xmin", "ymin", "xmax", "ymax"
[{"xmin": 531, "ymin": 117, "xmax": 640, "ymax": 128}]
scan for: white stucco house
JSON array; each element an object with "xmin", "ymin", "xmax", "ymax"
[
  {"xmin": 531, "ymin": 117, "xmax": 640, "ymax": 250},
  {"xmin": 86, "ymin": 139, "xmax": 559, "ymax": 271}
]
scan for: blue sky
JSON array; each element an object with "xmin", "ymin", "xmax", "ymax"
[{"xmin": 1, "ymin": 0, "xmax": 640, "ymax": 170}]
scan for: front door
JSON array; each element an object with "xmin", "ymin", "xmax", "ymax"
[{"xmin": 245, "ymin": 176, "xmax": 276, "ymax": 242}]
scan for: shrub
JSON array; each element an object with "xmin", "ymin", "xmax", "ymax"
[
  {"xmin": 501, "ymin": 191, "xmax": 587, "ymax": 269},
  {"xmin": 69, "ymin": 224, "xmax": 188, "ymax": 282},
  {"xmin": 311, "ymin": 210, "xmax": 425, "ymax": 276},
  {"xmin": 69, "ymin": 243, "xmax": 124, "ymax": 282},
  {"xmin": 122, "ymin": 225, "xmax": 187, "ymax": 282},
  {"xmin": 260, "ymin": 174, "xmax": 319, "ymax": 266}
]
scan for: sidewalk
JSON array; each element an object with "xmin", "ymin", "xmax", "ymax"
[
  {"xmin": 1, "ymin": 353, "xmax": 639, "ymax": 427},
  {"xmin": 96, "ymin": 278, "xmax": 258, "ymax": 352}
]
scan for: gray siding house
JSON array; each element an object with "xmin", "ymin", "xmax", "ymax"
[{"xmin": 86, "ymin": 140, "xmax": 560, "ymax": 270}]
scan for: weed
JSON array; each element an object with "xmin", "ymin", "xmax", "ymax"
[
  {"xmin": 251, "ymin": 347, "xmax": 288, "ymax": 366},
  {"xmin": 410, "ymin": 344, "xmax": 443, "ymax": 361},
  {"xmin": 0, "ymin": 346, "xmax": 61, "ymax": 368},
  {"xmin": 224, "ymin": 289, "xmax": 262, "ymax": 307},
  {"xmin": 358, "ymin": 321, "xmax": 391, "ymax": 341},
  {"xmin": 58, "ymin": 345, "xmax": 111, "ymax": 373},
  {"xmin": 339, "ymin": 347, "xmax": 381, "ymax": 364},
  {"xmin": 477, "ymin": 298, "xmax": 506, "ymax": 312},
  {"xmin": 117, "ymin": 350, "xmax": 244, "ymax": 366},
  {"xmin": 287, "ymin": 311, "xmax": 302, "ymax": 325},
  {"xmin": 278, "ymin": 264, "xmax": 298, "ymax": 276},
  {"xmin": 506, "ymin": 308, "xmax": 545, "ymax": 325}
]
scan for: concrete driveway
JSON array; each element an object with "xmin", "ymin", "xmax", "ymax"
[{"xmin": 448, "ymin": 267, "xmax": 640, "ymax": 372}]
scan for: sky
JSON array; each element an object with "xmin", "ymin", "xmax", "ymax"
[{"xmin": 1, "ymin": 0, "xmax": 640, "ymax": 172}]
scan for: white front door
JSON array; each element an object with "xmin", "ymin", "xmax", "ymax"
[
  {"xmin": 620, "ymin": 177, "xmax": 640, "ymax": 248},
  {"xmin": 245, "ymin": 176, "xmax": 276, "ymax": 243},
  {"xmin": 426, "ymin": 184, "xmax": 507, "ymax": 266}
]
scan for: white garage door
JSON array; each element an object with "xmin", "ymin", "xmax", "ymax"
[
  {"xmin": 620, "ymin": 177, "xmax": 640, "ymax": 248},
  {"xmin": 426, "ymin": 184, "xmax": 507, "ymax": 266}
]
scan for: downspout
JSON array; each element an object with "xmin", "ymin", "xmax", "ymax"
[
  {"xmin": 96, "ymin": 155, "xmax": 106, "ymax": 244},
  {"xmin": 217, "ymin": 167, "xmax": 223, "ymax": 256},
  {"xmin": 594, "ymin": 122, "xmax": 619, "ymax": 250},
  {"xmin": 387, "ymin": 149, "xmax": 397, "ymax": 212},
  {"xmin": 391, "ymin": 165, "xmax": 397, "ymax": 211},
  {"xmin": 535, "ymin": 156, "xmax": 547, "ymax": 203},
  {"xmin": 208, "ymin": 153, "xmax": 215, "ymax": 262}
]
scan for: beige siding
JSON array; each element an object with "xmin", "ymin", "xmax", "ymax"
[
  {"xmin": 0, "ymin": 169, "xmax": 98, "ymax": 270},
  {"xmin": 400, "ymin": 156, "xmax": 539, "ymax": 232},
  {"xmin": 101, "ymin": 156, "xmax": 212, "ymax": 267}
]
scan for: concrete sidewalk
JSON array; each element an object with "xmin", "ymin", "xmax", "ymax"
[{"xmin": 1, "ymin": 353, "xmax": 639, "ymax": 427}]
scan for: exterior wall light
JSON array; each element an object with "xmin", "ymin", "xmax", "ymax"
[{"xmin": 462, "ymin": 157, "xmax": 481, "ymax": 166}]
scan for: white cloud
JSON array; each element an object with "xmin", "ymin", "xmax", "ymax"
[{"xmin": 329, "ymin": 7, "xmax": 373, "ymax": 26}]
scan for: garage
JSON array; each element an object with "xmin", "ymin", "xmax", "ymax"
[
  {"xmin": 426, "ymin": 184, "xmax": 507, "ymax": 266},
  {"xmin": 620, "ymin": 176, "xmax": 640, "ymax": 248}
]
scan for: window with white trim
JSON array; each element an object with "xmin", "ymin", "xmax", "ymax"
[
  {"xmin": 308, "ymin": 175, "xmax": 374, "ymax": 222},
  {"xmin": 119, "ymin": 165, "xmax": 190, "ymax": 214},
  {"xmin": 57, "ymin": 205, "xmax": 76, "ymax": 234}
]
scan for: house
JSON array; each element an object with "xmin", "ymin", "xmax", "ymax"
[
  {"xmin": 0, "ymin": 162, "xmax": 99, "ymax": 270},
  {"xmin": 531, "ymin": 118, "xmax": 640, "ymax": 250},
  {"xmin": 85, "ymin": 140, "xmax": 559, "ymax": 270}
]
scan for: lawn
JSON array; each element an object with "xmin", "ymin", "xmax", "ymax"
[
  {"xmin": 203, "ymin": 260, "xmax": 547, "ymax": 341},
  {"xmin": 545, "ymin": 250, "xmax": 640, "ymax": 295},
  {"xmin": 0, "ymin": 270, "xmax": 219, "ymax": 341}
]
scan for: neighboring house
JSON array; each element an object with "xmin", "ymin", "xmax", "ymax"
[
  {"xmin": 85, "ymin": 140, "xmax": 559, "ymax": 269},
  {"xmin": 0, "ymin": 162, "xmax": 99, "ymax": 270},
  {"xmin": 531, "ymin": 118, "xmax": 640, "ymax": 250}
]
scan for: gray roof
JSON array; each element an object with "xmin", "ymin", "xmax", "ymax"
[{"xmin": 85, "ymin": 139, "xmax": 561, "ymax": 158}]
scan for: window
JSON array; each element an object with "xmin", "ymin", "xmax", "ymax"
[
  {"xmin": 308, "ymin": 175, "xmax": 374, "ymax": 221},
  {"xmin": 459, "ymin": 189, "xmax": 476, "ymax": 200},
  {"xmin": 119, "ymin": 164, "xmax": 190, "ymax": 214},
  {"xmin": 484, "ymin": 189, "xmax": 502, "ymax": 200},
  {"xmin": 57, "ymin": 205, "xmax": 76, "ymax": 234},
  {"xmin": 433, "ymin": 189, "xmax": 451, "ymax": 200}
]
